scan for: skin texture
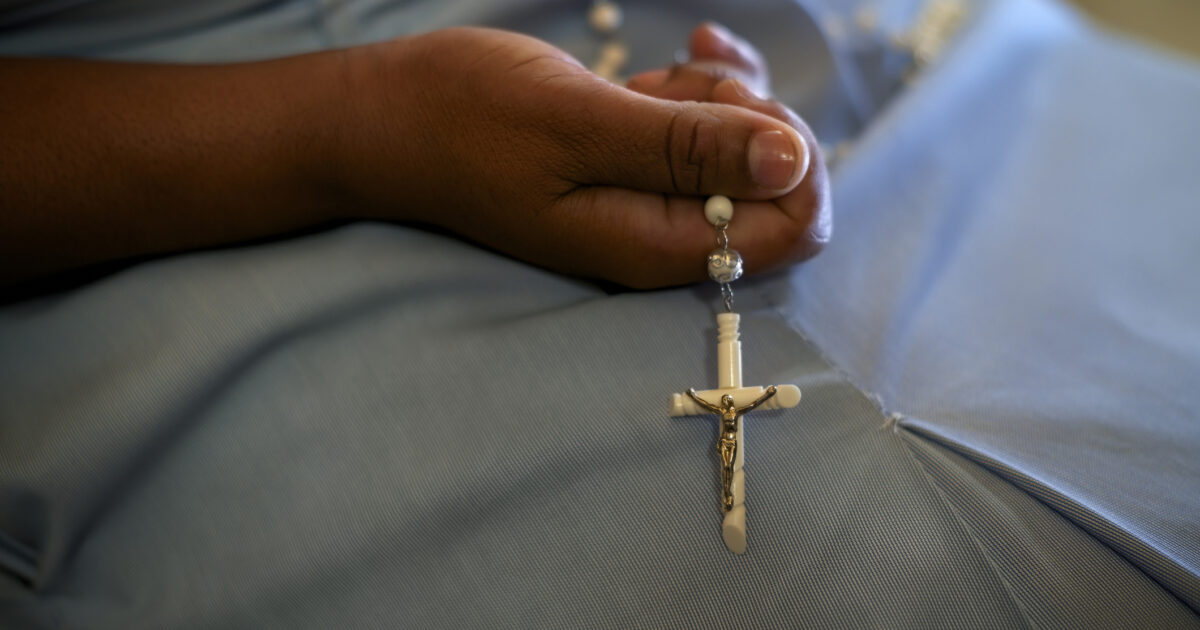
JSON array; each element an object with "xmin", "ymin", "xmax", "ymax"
[{"xmin": 0, "ymin": 23, "xmax": 829, "ymax": 292}]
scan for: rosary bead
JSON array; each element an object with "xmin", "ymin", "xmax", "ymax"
[
  {"xmin": 588, "ymin": 1, "xmax": 622, "ymax": 35},
  {"xmin": 591, "ymin": 41, "xmax": 629, "ymax": 80},
  {"xmin": 704, "ymin": 195, "xmax": 734, "ymax": 226},
  {"xmin": 598, "ymin": 41, "xmax": 628, "ymax": 66},
  {"xmin": 707, "ymin": 248, "xmax": 744, "ymax": 283}
]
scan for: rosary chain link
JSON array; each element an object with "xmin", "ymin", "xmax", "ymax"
[{"xmin": 715, "ymin": 223, "xmax": 735, "ymax": 312}]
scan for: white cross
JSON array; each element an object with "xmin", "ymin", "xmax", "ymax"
[{"xmin": 669, "ymin": 312, "xmax": 801, "ymax": 554}]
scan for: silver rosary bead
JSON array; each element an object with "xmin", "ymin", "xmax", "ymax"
[{"xmin": 707, "ymin": 248, "xmax": 744, "ymax": 283}]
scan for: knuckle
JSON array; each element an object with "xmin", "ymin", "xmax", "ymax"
[
  {"xmin": 663, "ymin": 110, "xmax": 683, "ymax": 193},
  {"xmin": 652, "ymin": 66, "xmax": 721, "ymax": 102},
  {"xmin": 674, "ymin": 63, "xmax": 737, "ymax": 97},
  {"xmin": 667, "ymin": 107, "xmax": 721, "ymax": 194}
]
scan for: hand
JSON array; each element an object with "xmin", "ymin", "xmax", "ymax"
[
  {"xmin": 333, "ymin": 26, "xmax": 829, "ymax": 288},
  {"xmin": 626, "ymin": 23, "xmax": 832, "ymax": 280}
]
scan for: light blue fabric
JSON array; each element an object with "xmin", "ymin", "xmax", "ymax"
[
  {"xmin": 779, "ymin": 0, "xmax": 1200, "ymax": 611},
  {"xmin": 2, "ymin": 0, "xmax": 1199, "ymax": 627}
]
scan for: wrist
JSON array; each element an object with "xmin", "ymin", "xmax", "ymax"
[
  {"xmin": 317, "ymin": 36, "xmax": 438, "ymax": 225},
  {"xmin": 250, "ymin": 49, "xmax": 360, "ymax": 226}
]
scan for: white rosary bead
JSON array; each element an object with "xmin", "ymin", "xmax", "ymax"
[
  {"xmin": 591, "ymin": 41, "xmax": 629, "ymax": 81},
  {"xmin": 588, "ymin": 1, "xmax": 622, "ymax": 35},
  {"xmin": 598, "ymin": 41, "xmax": 629, "ymax": 66},
  {"xmin": 704, "ymin": 195, "xmax": 735, "ymax": 227},
  {"xmin": 708, "ymin": 249, "xmax": 744, "ymax": 283}
]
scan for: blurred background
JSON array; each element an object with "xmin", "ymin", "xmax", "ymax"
[{"xmin": 1069, "ymin": 0, "xmax": 1199, "ymax": 59}]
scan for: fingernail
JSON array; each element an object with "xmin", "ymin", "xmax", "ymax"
[
  {"xmin": 700, "ymin": 22, "xmax": 739, "ymax": 59},
  {"xmin": 748, "ymin": 130, "xmax": 800, "ymax": 190},
  {"xmin": 704, "ymin": 21, "xmax": 735, "ymax": 44}
]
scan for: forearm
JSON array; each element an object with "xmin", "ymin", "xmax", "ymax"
[
  {"xmin": 0, "ymin": 25, "xmax": 829, "ymax": 292},
  {"xmin": 0, "ymin": 52, "xmax": 354, "ymax": 286}
]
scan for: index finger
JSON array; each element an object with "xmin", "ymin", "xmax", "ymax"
[{"xmin": 689, "ymin": 23, "xmax": 770, "ymax": 96}]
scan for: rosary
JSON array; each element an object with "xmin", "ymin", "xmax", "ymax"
[
  {"xmin": 584, "ymin": 2, "xmax": 802, "ymax": 554},
  {"xmin": 668, "ymin": 196, "xmax": 802, "ymax": 554}
]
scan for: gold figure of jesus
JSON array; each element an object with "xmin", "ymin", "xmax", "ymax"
[{"xmin": 687, "ymin": 387, "xmax": 778, "ymax": 512}]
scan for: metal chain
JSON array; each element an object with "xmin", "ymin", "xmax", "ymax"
[{"xmin": 715, "ymin": 223, "xmax": 735, "ymax": 312}]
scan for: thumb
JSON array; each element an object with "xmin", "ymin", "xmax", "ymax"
[{"xmin": 561, "ymin": 83, "xmax": 810, "ymax": 199}]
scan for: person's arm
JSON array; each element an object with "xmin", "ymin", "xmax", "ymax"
[
  {"xmin": 0, "ymin": 51, "xmax": 350, "ymax": 286},
  {"xmin": 1, "ymin": 26, "xmax": 828, "ymax": 290}
]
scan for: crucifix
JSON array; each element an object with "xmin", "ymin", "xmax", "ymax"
[{"xmin": 669, "ymin": 196, "xmax": 802, "ymax": 554}]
